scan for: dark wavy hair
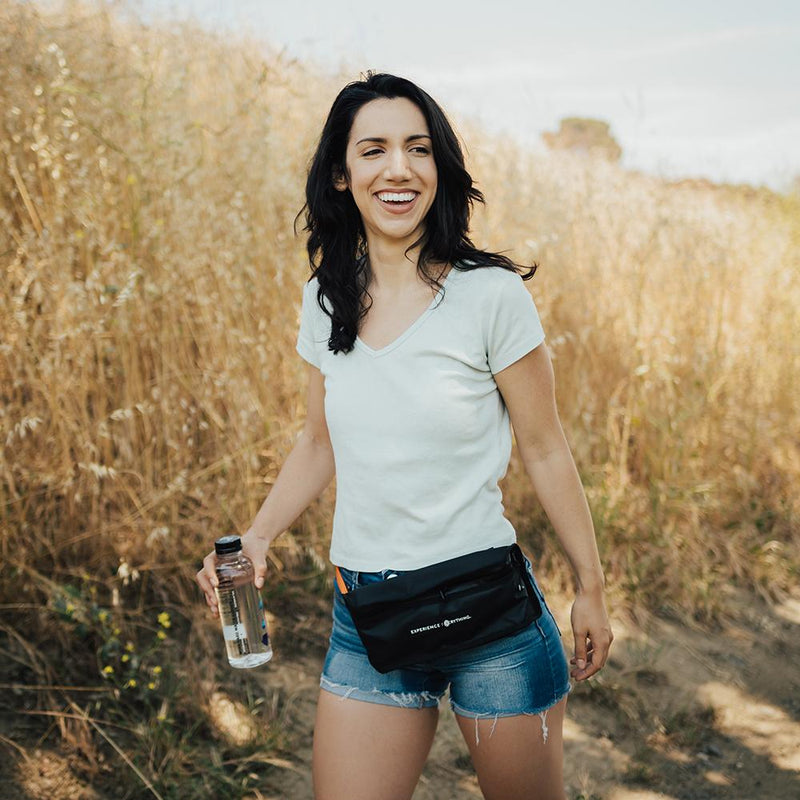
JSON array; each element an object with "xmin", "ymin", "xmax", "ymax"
[{"xmin": 297, "ymin": 72, "xmax": 536, "ymax": 354}]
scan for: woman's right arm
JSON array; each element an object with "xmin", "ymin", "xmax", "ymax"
[{"xmin": 196, "ymin": 364, "xmax": 335, "ymax": 615}]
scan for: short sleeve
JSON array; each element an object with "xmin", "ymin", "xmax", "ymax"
[
  {"xmin": 296, "ymin": 279, "xmax": 325, "ymax": 368},
  {"xmin": 485, "ymin": 272, "xmax": 545, "ymax": 374}
]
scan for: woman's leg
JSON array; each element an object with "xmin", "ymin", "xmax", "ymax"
[
  {"xmin": 455, "ymin": 696, "xmax": 568, "ymax": 800},
  {"xmin": 312, "ymin": 688, "xmax": 439, "ymax": 800}
]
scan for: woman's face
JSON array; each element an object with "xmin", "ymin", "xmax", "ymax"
[{"xmin": 336, "ymin": 97, "xmax": 438, "ymax": 249}]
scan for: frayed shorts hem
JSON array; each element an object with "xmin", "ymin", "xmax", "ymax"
[
  {"xmin": 449, "ymin": 684, "xmax": 571, "ymax": 720},
  {"xmin": 320, "ymin": 675, "xmax": 443, "ymax": 709},
  {"xmin": 319, "ymin": 676, "xmax": 572, "ymax": 718}
]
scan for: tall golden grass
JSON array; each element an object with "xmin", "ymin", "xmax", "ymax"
[
  {"xmin": 1, "ymin": 0, "xmax": 799, "ymax": 791},
  {"xmin": 3, "ymin": 0, "xmax": 799, "ymax": 613}
]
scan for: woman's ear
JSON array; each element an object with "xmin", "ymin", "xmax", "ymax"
[{"xmin": 332, "ymin": 166, "xmax": 348, "ymax": 192}]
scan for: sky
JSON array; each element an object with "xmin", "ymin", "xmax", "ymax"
[{"xmin": 133, "ymin": 0, "xmax": 800, "ymax": 189}]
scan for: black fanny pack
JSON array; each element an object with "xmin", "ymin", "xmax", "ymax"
[{"xmin": 335, "ymin": 543, "xmax": 542, "ymax": 673}]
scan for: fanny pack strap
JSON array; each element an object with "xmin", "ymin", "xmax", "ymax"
[
  {"xmin": 335, "ymin": 566, "xmax": 349, "ymax": 595},
  {"xmin": 336, "ymin": 550, "xmax": 533, "ymax": 600}
]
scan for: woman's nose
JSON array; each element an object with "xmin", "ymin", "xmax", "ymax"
[{"xmin": 383, "ymin": 148, "xmax": 412, "ymax": 180}]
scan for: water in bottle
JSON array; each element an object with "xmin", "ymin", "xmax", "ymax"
[{"xmin": 214, "ymin": 535, "xmax": 273, "ymax": 668}]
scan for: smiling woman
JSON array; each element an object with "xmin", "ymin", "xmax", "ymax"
[{"xmin": 197, "ymin": 71, "xmax": 612, "ymax": 800}]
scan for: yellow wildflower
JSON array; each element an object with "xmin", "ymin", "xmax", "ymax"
[
  {"xmin": 125, "ymin": 641, "xmax": 135, "ymax": 652},
  {"xmin": 65, "ymin": 603, "xmax": 75, "ymax": 614},
  {"xmin": 157, "ymin": 612, "xmax": 171, "ymax": 629},
  {"xmin": 152, "ymin": 666, "xmax": 162, "ymax": 675},
  {"xmin": 102, "ymin": 665, "xmax": 114, "ymax": 676},
  {"xmin": 157, "ymin": 630, "xmax": 166, "ymax": 640},
  {"xmin": 97, "ymin": 610, "xmax": 109, "ymax": 623},
  {"xmin": 124, "ymin": 679, "xmax": 137, "ymax": 688},
  {"xmin": 148, "ymin": 682, "xmax": 156, "ymax": 690},
  {"xmin": 121, "ymin": 654, "xmax": 130, "ymax": 663}
]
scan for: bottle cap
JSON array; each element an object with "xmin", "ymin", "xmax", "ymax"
[{"xmin": 214, "ymin": 535, "xmax": 243, "ymax": 555}]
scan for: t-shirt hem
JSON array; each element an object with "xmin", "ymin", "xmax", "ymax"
[
  {"xmin": 329, "ymin": 532, "xmax": 518, "ymax": 572},
  {"xmin": 491, "ymin": 334, "xmax": 546, "ymax": 374}
]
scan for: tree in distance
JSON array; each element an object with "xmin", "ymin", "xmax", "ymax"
[{"xmin": 542, "ymin": 117, "xmax": 622, "ymax": 162}]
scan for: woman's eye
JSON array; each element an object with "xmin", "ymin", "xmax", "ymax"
[
  {"xmin": 362, "ymin": 148, "xmax": 383, "ymax": 157},
  {"xmin": 411, "ymin": 146, "xmax": 430, "ymax": 155}
]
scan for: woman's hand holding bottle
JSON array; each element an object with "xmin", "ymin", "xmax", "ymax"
[{"xmin": 196, "ymin": 527, "xmax": 271, "ymax": 618}]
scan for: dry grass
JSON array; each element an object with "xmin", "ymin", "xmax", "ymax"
[
  {"xmin": 470, "ymin": 140, "xmax": 800, "ymax": 616},
  {"xmin": 1, "ymin": 1, "xmax": 799, "ymax": 796}
]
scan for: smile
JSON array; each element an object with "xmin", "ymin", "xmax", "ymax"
[
  {"xmin": 374, "ymin": 190, "xmax": 420, "ymax": 214},
  {"xmin": 376, "ymin": 191, "xmax": 418, "ymax": 203}
]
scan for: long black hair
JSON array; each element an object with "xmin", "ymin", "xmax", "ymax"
[{"xmin": 297, "ymin": 72, "xmax": 536, "ymax": 354}]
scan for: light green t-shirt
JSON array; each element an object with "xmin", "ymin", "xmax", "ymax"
[{"xmin": 296, "ymin": 265, "xmax": 545, "ymax": 571}]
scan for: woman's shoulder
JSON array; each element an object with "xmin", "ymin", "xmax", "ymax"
[
  {"xmin": 299, "ymin": 274, "xmax": 333, "ymax": 320},
  {"xmin": 449, "ymin": 263, "xmax": 527, "ymax": 296},
  {"xmin": 301, "ymin": 275, "xmax": 327, "ymax": 308}
]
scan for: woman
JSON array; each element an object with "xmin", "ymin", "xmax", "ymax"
[{"xmin": 197, "ymin": 72, "xmax": 612, "ymax": 800}]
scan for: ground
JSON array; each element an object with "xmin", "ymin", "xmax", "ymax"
[{"xmin": 3, "ymin": 588, "xmax": 799, "ymax": 799}]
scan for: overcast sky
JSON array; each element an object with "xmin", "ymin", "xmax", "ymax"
[{"xmin": 135, "ymin": 0, "xmax": 800, "ymax": 189}]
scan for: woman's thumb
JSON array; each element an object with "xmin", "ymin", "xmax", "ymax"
[{"xmin": 254, "ymin": 563, "xmax": 266, "ymax": 589}]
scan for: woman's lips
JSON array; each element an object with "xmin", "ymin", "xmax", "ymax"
[{"xmin": 375, "ymin": 190, "xmax": 419, "ymax": 213}]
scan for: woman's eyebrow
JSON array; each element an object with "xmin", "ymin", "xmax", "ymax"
[{"xmin": 355, "ymin": 134, "xmax": 432, "ymax": 145}]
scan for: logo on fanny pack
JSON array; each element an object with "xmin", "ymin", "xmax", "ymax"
[{"xmin": 409, "ymin": 614, "xmax": 472, "ymax": 635}]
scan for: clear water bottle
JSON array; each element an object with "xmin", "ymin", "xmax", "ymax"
[{"xmin": 214, "ymin": 535, "xmax": 273, "ymax": 668}]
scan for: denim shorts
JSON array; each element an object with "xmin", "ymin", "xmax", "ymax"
[{"xmin": 320, "ymin": 557, "xmax": 571, "ymax": 719}]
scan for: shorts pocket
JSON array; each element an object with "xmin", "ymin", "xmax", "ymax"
[{"xmin": 525, "ymin": 562, "xmax": 563, "ymax": 638}]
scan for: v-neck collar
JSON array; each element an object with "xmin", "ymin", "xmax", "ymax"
[{"xmin": 355, "ymin": 269, "xmax": 452, "ymax": 358}]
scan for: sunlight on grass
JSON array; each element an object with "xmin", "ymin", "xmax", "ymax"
[
  {"xmin": 773, "ymin": 596, "xmax": 800, "ymax": 625},
  {"xmin": 206, "ymin": 691, "xmax": 259, "ymax": 746},
  {"xmin": 16, "ymin": 748, "xmax": 101, "ymax": 799}
]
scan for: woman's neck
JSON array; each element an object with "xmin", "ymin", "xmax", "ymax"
[{"xmin": 365, "ymin": 238, "xmax": 423, "ymax": 293}]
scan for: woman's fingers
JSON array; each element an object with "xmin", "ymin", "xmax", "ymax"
[
  {"xmin": 570, "ymin": 626, "xmax": 613, "ymax": 681},
  {"xmin": 195, "ymin": 552, "xmax": 219, "ymax": 617},
  {"xmin": 194, "ymin": 539, "xmax": 268, "ymax": 616},
  {"xmin": 569, "ymin": 592, "xmax": 613, "ymax": 681},
  {"xmin": 592, "ymin": 626, "xmax": 613, "ymax": 670},
  {"xmin": 253, "ymin": 561, "xmax": 267, "ymax": 589},
  {"xmin": 571, "ymin": 629, "xmax": 589, "ymax": 676}
]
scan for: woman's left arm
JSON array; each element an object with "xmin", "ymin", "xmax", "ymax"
[{"xmin": 494, "ymin": 343, "xmax": 613, "ymax": 681}]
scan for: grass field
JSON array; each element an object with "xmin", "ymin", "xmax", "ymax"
[{"xmin": 2, "ymin": 2, "xmax": 799, "ymax": 798}]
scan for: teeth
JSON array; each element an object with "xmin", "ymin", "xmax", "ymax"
[{"xmin": 377, "ymin": 192, "xmax": 416, "ymax": 203}]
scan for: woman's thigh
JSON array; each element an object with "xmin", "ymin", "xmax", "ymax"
[
  {"xmin": 456, "ymin": 696, "xmax": 567, "ymax": 800},
  {"xmin": 312, "ymin": 689, "xmax": 439, "ymax": 800}
]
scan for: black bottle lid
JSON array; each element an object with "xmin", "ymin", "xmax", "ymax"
[{"xmin": 214, "ymin": 535, "xmax": 243, "ymax": 555}]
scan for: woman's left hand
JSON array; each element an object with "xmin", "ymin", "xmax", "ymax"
[{"xmin": 569, "ymin": 589, "xmax": 613, "ymax": 681}]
